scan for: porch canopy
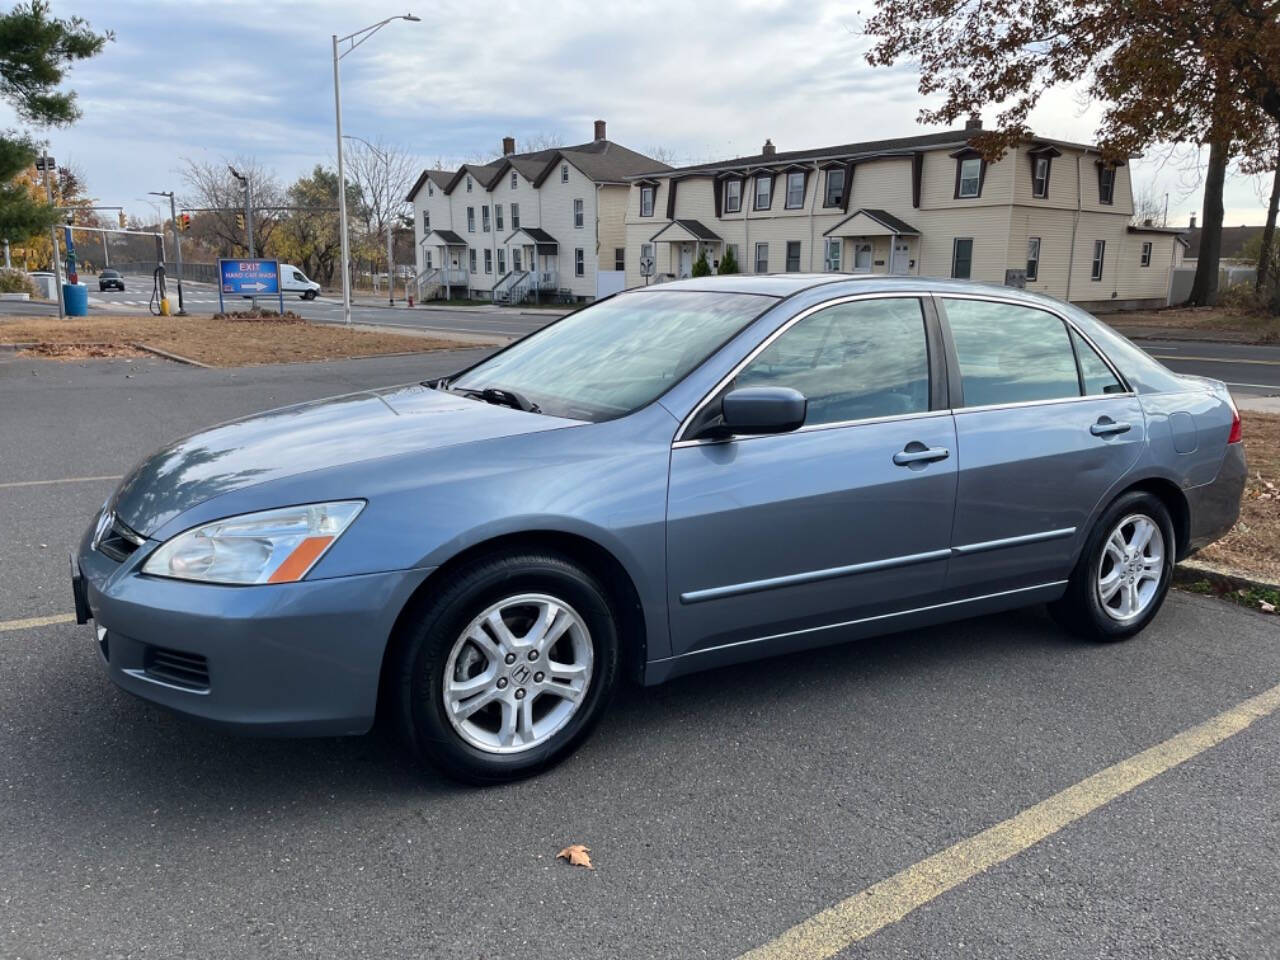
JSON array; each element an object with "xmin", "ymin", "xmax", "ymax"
[
  {"xmin": 824, "ymin": 209, "xmax": 920, "ymax": 239},
  {"xmin": 423, "ymin": 229, "xmax": 469, "ymax": 246},
  {"xmin": 650, "ymin": 219, "xmax": 721, "ymax": 244},
  {"xmin": 506, "ymin": 226, "xmax": 558, "ymax": 254}
]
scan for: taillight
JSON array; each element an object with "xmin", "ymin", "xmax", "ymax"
[{"xmin": 1227, "ymin": 396, "xmax": 1242, "ymax": 444}]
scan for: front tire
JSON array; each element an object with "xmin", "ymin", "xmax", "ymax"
[
  {"xmin": 302, "ymin": 289, "xmax": 317, "ymax": 300},
  {"xmin": 390, "ymin": 551, "xmax": 619, "ymax": 783},
  {"xmin": 1051, "ymin": 491, "xmax": 1175, "ymax": 641}
]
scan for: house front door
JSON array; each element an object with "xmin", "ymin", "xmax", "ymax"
[
  {"xmin": 678, "ymin": 244, "xmax": 693, "ymax": 278},
  {"xmin": 891, "ymin": 238, "xmax": 911, "ymax": 275}
]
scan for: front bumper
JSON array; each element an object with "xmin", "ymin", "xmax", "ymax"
[
  {"xmin": 75, "ymin": 533, "xmax": 432, "ymax": 736},
  {"xmin": 1185, "ymin": 441, "xmax": 1248, "ymax": 556}
]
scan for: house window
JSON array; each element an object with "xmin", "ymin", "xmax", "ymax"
[
  {"xmin": 640, "ymin": 186, "xmax": 655, "ymax": 217},
  {"xmin": 823, "ymin": 168, "xmax": 845, "ymax": 207},
  {"xmin": 422, "ymin": 210, "xmax": 430, "ymax": 231},
  {"xmin": 785, "ymin": 241, "xmax": 801, "ymax": 272},
  {"xmin": 575, "ymin": 247, "xmax": 584, "ymax": 277},
  {"xmin": 497, "ymin": 248, "xmax": 506, "ymax": 274},
  {"xmin": 561, "ymin": 163, "xmax": 569, "ymax": 183},
  {"xmin": 484, "ymin": 249, "xmax": 492, "ymax": 274},
  {"xmin": 466, "ymin": 207, "xmax": 475, "ymax": 232},
  {"xmin": 574, "ymin": 198, "xmax": 584, "ymax": 228},
  {"xmin": 724, "ymin": 179, "xmax": 741, "ymax": 214},
  {"xmin": 786, "ymin": 170, "xmax": 805, "ymax": 209},
  {"xmin": 512, "ymin": 248, "xmax": 522, "ymax": 271},
  {"xmin": 424, "ymin": 250, "xmax": 432, "ymax": 269},
  {"xmin": 1140, "ymin": 241, "xmax": 1152, "ymax": 267},
  {"xmin": 1032, "ymin": 157, "xmax": 1050, "ymax": 198},
  {"xmin": 428, "ymin": 183, "xmax": 434, "ymax": 197},
  {"xmin": 495, "ymin": 204, "xmax": 503, "ymax": 231},
  {"xmin": 952, "ymin": 237, "xmax": 974, "ymax": 278},
  {"xmin": 957, "ymin": 157, "xmax": 982, "ymax": 198},
  {"xmin": 1026, "ymin": 237, "xmax": 1040, "ymax": 281},
  {"xmin": 1098, "ymin": 166, "xmax": 1116, "ymax": 205},
  {"xmin": 824, "ymin": 237, "xmax": 841, "ymax": 272},
  {"xmin": 853, "ymin": 241, "xmax": 872, "ymax": 272},
  {"xmin": 510, "ymin": 171, "xmax": 518, "ymax": 190},
  {"xmin": 1091, "ymin": 240, "xmax": 1106, "ymax": 280},
  {"xmin": 614, "ymin": 247, "xmax": 624, "ymax": 271},
  {"xmin": 754, "ymin": 242, "xmax": 768, "ymax": 273},
  {"xmin": 754, "ymin": 175, "xmax": 772, "ymax": 210},
  {"xmin": 468, "ymin": 248, "xmax": 477, "ymax": 272},
  {"xmin": 482, "ymin": 206, "xmax": 490, "ymax": 232},
  {"xmin": 466, "ymin": 176, "xmax": 472, "ymax": 192},
  {"xmin": 511, "ymin": 203, "xmax": 520, "ymax": 229}
]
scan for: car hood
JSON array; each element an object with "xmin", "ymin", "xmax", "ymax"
[{"xmin": 112, "ymin": 383, "xmax": 578, "ymax": 536}]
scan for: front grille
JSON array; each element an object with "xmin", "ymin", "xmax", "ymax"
[
  {"xmin": 96, "ymin": 515, "xmax": 145, "ymax": 563},
  {"xmin": 144, "ymin": 646, "xmax": 210, "ymax": 691}
]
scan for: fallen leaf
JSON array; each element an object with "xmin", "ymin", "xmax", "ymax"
[
  {"xmin": 1261, "ymin": 601, "xmax": 1276, "ymax": 614},
  {"xmin": 556, "ymin": 844, "xmax": 594, "ymax": 870}
]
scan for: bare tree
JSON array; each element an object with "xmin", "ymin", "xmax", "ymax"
[
  {"xmin": 1130, "ymin": 179, "xmax": 1167, "ymax": 226},
  {"xmin": 341, "ymin": 138, "xmax": 419, "ymax": 280},
  {"xmin": 178, "ymin": 156, "xmax": 284, "ymax": 257},
  {"xmin": 518, "ymin": 132, "xmax": 565, "ymax": 153},
  {"xmin": 644, "ymin": 144, "xmax": 682, "ymax": 167}
]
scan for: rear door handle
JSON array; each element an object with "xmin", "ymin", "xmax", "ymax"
[
  {"xmin": 1090, "ymin": 418, "xmax": 1132, "ymax": 437},
  {"xmin": 893, "ymin": 443, "xmax": 950, "ymax": 466}
]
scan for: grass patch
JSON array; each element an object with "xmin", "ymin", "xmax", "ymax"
[
  {"xmin": 0, "ymin": 314, "xmax": 471, "ymax": 367},
  {"xmin": 1196, "ymin": 412, "xmax": 1280, "ymax": 583},
  {"xmin": 1110, "ymin": 305, "xmax": 1280, "ymax": 342},
  {"xmin": 1180, "ymin": 578, "xmax": 1279, "ymax": 614}
]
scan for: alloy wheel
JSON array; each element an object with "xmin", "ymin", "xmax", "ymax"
[{"xmin": 1097, "ymin": 513, "xmax": 1165, "ymax": 622}]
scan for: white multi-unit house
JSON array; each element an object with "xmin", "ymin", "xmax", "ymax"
[
  {"xmin": 623, "ymin": 120, "xmax": 1187, "ymax": 312},
  {"xmin": 407, "ymin": 121, "xmax": 668, "ymax": 303}
]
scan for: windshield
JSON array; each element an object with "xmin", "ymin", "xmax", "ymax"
[{"xmin": 448, "ymin": 290, "xmax": 774, "ymax": 421}]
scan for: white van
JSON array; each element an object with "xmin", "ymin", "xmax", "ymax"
[{"xmin": 280, "ymin": 264, "xmax": 321, "ymax": 300}]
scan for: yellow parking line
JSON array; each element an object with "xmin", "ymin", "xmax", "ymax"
[
  {"xmin": 739, "ymin": 680, "xmax": 1280, "ymax": 960},
  {"xmin": 0, "ymin": 474, "xmax": 122, "ymax": 490},
  {"xmin": 0, "ymin": 613, "xmax": 76, "ymax": 632},
  {"xmin": 1151, "ymin": 354, "xmax": 1280, "ymax": 366}
]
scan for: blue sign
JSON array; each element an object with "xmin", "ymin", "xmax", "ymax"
[{"xmin": 219, "ymin": 259, "xmax": 280, "ymax": 295}]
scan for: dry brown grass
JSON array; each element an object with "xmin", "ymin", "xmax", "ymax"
[
  {"xmin": 1112, "ymin": 305, "xmax": 1280, "ymax": 343},
  {"xmin": 0, "ymin": 315, "xmax": 468, "ymax": 366},
  {"xmin": 1198, "ymin": 412, "xmax": 1280, "ymax": 583}
]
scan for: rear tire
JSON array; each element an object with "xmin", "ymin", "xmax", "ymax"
[
  {"xmin": 390, "ymin": 551, "xmax": 619, "ymax": 784},
  {"xmin": 1050, "ymin": 491, "xmax": 1175, "ymax": 641}
]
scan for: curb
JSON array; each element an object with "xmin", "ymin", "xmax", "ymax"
[
  {"xmin": 132, "ymin": 342, "xmax": 211, "ymax": 368},
  {"xmin": 1174, "ymin": 559, "xmax": 1280, "ymax": 596}
]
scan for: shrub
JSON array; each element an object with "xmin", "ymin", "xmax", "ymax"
[
  {"xmin": 717, "ymin": 245, "xmax": 740, "ymax": 275},
  {"xmin": 690, "ymin": 249, "xmax": 711, "ymax": 277},
  {"xmin": 0, "ymin": 269, "xmax": 36, "ymax": 296}
]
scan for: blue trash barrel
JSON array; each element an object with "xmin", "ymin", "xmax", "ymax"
[{"xmin": 62, "ymin": 282, "xmax": 88, "ymax": 316}]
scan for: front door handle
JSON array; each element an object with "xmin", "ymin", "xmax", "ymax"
[
  {"xmin": 1090, "ymin": 418, "xmax": 1132, "ymax": 437},
  {"xmin": 893, "ymin": 443, "xmax": 950, "ymax": 467}
]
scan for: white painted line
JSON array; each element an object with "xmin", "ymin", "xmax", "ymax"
[
  {"xmin": 0, "ymin": 474, "xmax": 122, "ymax": 490},
  {"xmin": 1226, "ymin": 381, "xmax": 1280, "ymax": 391},
  {"xmin": 1153, "ymin": 354, "xmax": 1280, "ymax": 367},
  {"xmin": 0, "ymin": 613, "xmax": 75, "ymax": 632}
]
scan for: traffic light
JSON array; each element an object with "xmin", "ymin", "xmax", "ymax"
[
  {"xmin": 179, "ymin": 213, "xmax": 191, "ymax": 232},
  {"xmin": 235, "ymin": 213, "xmax": 245, "ymax": 230},
  {"xmin": 118, "ymin": 211, "xmax": 127, "ymax": 228}
]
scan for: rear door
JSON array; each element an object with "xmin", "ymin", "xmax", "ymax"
[
  {"xmin": 665, "ymin": 295, "xmax": 957, "ymax": 661},
  {"xmin": 938, "ymin": 296, "xmax": 1145, "ymax": 596}
]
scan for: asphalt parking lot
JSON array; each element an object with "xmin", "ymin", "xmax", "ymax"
[{"xmin": 2, "ymin": 349, "xmax": 1278, "ymax": 959}]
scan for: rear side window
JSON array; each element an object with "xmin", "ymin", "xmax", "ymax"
[
  {"xmin": 1071, "ymin": 328, "xmax": 1124, "ymax": 395},
  {"xmin": 944, "ymin": 298, "xmax": 1079, "ymax": 407},
  {"xmin": 734, "ymin": 297, "xmax": 930, "ymax": 426}
]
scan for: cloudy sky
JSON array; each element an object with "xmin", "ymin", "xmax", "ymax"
[{"xmin": 8, "ymin": 0, "xmax": 1273, "ymax": 226}]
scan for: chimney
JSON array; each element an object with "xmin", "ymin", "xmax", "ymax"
[
  {"xmin": 964, "ymin": 116, "xmax": 982, "ymax": 132},
  {"xmin": 1189, "ymin": 213, "xmax": 1197, "ymax": 229},
  {"xmin": 502, "ymin": 136, "xmax": 515, "ymax": 156},
  {"xmin": 762, "ymin": 138, "xmax": 776, "ymax": 156},
  {"xmin": 593, "ymin": 119, "xmax": 607, "ymax": 141}
]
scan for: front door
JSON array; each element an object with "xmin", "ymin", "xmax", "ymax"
[
  {"xmin": 891, "ymin": 239, "xmax": 910, "ymax": 274},
  {"xmin": 852, "ymin": 241, "xmax": 872, "ymax": 274},
  {"xmin": 939, "ymin": 296, "xmax": 1145, "ymax": 595},
  {"xmin": 666, "ymin": 295, "xmax": 956, "ymax": 662},
  {"xmin": 678, "ymin": 244, "xmax": 693, "ymax": 278}
]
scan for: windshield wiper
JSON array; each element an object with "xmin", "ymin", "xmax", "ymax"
[{"xmin": 448, "ymin": 384, "xmax": 541, "ymax": 414}]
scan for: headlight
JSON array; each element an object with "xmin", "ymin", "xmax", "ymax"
[{"xmin": 142, "ymin": 501, "xmax": 364, "ymax": 585}]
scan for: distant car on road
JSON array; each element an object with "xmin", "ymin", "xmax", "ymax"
[
  {"xmin": 98, "ymin": 269, "xmax": 124, "ymax": 292},
  {"xmin": 73, "ymin": 276, "xmax": 1245, "ymax": 783}
]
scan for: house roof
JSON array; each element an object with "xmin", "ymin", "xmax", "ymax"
[
  {"xmin": 405, "ymin": 168, "xmax": 457, "ymax": 202},
  {"xmin": 424, "ymin": 229, "xmax": 468, "ymax": 246},
  {"xmin": 1127, "ymin": 225, "xmax": 1190, "ymax": 248},
  {"xmin": 651, "ymin": 219, "xmax": 721, "ymax": 243},
  {"xmin": 1183, "ymin": 224, "xmax": 1264, "ymax": 260},
  {"xmin": 418, "ymin": 139, "xmax": 671, "ymax": 198},
  {"xmin": 507, "ymin": 226, "xmax": 559, "ymax": 252},
  {"xmin": 825, "ymin": 209, "xmax": 920, "ymax": 238}
]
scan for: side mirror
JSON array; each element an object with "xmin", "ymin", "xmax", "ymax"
[{"xmin": 718, "ymin": 386, "xmax": 807, "ymax": 436}]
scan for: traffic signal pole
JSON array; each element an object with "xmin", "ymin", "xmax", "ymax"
[
  {"xmin": 167, "ymin": 192, "xmax": 186, "ymax": 315},
  {"xmin": 41, "ymin": 148, "xmax": 66, "ymax": 319}
]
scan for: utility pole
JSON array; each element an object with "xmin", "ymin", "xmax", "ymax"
[
  {"xmin": 228, "ymin": 166, "xmax": 255, "ymax": 307},
  {"xmin": 39, "ymin": 148, "xmax": 65, "ymax": 318},
  {"xmin": 149, "ymin": 191, "xmax": 186, "ymax": 314}
]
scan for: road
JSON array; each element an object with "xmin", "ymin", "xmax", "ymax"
[{"xmin": 1, "ymin": 349, "xmax": 1278, "ymax": 959}]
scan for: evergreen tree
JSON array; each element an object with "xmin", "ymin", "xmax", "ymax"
[
  {"xmin": 717, "ymin": 245, "xmax": 740, "ymax": 275},
  {"xmin": 690, "ymin": 248, "xmax": 711, "ymax": 277}
]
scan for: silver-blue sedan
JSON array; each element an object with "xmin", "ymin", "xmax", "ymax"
[{"xmin": 72, "ymin": 275, "xmax": 1246, "ymax": 782}]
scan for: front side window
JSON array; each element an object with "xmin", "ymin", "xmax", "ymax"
[
  {"xmin": 724, "ymin": 179, "xmax": 741, "ymax": 214},
  {"xmin": 1099, "ymin": 166, "xmax": 1116, "ymax": 204},
  {"xmin": 952, "ymin": 237, "xmax": 974, "ymax": 279},
  {"xmin": 734, "ymin": 297, "xmax": 930, "ymax": 427},
  {"xmin": 561, "ymin": 163, "xmax": 569, "ymax": 183},
  {"xmin": 785, "ymin": 241, "xmax": 801, "ymax": 272},
  {"xmin": 484, "ymin": 249, "xmax": 492, "ymax": 273},
  {"xmin": 640, "ymin": 186, "xmax": 655, "ymax": 217},
  {"xmin": 755, "ymin": 242, "xmax": 768, "ymax": 273},
  {"xmin": 823, "ymin": 168, "xmax": 845, "ymax": 207},
  {"xmin": 1026, "ymin": 237, "xmax": 1041, "ymax": 281},
  {"xmin": 1092, "ymin": 240, "xmax": 1106, "ymax": 280},
  {"xmin": 1140, "ymin": 241, "xmax": 1152, "ymax": 267},
  {"xmin": 468, "ymin": 248, "xmax": 477, "ymax": 272},
  {"xmin": 575, "ymin": 247, "xmax": 585, "ymax": 276},
  {"xmin": 786, "ymin": 170, "xmax": 805, "ymax": 209},
  {"xmin": 1032, "ymin": 157, "xmax": 1049, "ymax": 198},
  {"xmin": 614, "ymin": 247, "xmax": 625, "ymax": 271},
  {"xmin": 511, "ymin": 203, "xmax": 520, "ymax": 229},
  {"xmin": 754, "ymin": 175, "xmax": 772, "ymax": 210},
  {"xmin": 944, "ymin": 298, "xmax": 1081, "ymax": 407},
  {"xmin": 495, "ymin": 204, "xmax": 504, "ymax": 231},
  {"xmin": 957, "ymin": 157, "xmax": 982, "ymax": 198},
  {"xmin": 574, "ymin": 198, "xmax": 584, "ymax": 228},
  {"xmin": 824, "ymin": 237, "xmax": 841, "ymax": 272},
  {"xmin": 482, "ymin": 206, "xmax": 491, "ymax": 232},
  {"xmin": 466, "ymin": 207, "xmax": 475, "ymax": 232},
  {"xmin": 449, "ymin": 290, "xmax": 772, "ymax": 421},
  {"xmin": 1071, "ymin": 328, "xmax": 1123, "ymax": 395}
]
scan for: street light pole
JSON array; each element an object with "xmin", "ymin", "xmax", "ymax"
[
  {"xmin": 149, "ymin": 190, "xmax": 186, "ymax": 315},
  {"xmin": 40, "ymin": 148, "xmax": 66, "ymax": 319},
  {"xmin": 332, "ymin": 14, "xmax": 419, "ymax": 324}
]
